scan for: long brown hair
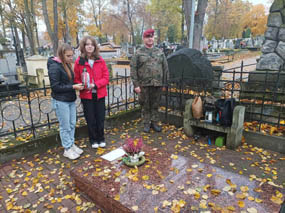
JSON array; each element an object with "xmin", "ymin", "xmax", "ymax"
[
  {"xmin": 57, "ymin": 43, "xmax": 73, "ymax": 80},
  {"xmin": 79, "ymin": 35, "xmax": 100, "ymax": 59}
]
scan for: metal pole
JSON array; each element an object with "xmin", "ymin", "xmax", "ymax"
[{"xmin": 189, "ymin": 0, "xmax": 195, "ymax": 48}]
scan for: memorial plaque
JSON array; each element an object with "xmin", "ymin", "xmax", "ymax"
[{"xmin": 71, "ymin": 145, "xmax": 283, "ymax": 212}]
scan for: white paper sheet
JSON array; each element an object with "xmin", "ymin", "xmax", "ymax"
[{"xmin": 100, "ymin": 147, "xmax": 126, "ymax": 161}]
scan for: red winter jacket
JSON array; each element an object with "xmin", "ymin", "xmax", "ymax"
[{"xmin": 74, "ymin": 56, "xmax": 109, "ymax": 100}]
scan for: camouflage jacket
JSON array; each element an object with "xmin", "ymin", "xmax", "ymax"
[{"xmin": 130, "ymin": 46, "xmax": 169, "ymax": 88}]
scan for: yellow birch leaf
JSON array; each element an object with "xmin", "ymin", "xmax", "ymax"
[
  {"xmin": 194, "ymin": 192, "xmax": 201, "ymax": 199},
  {"xmin": 227, "ymin": 206, "xmax": 235, "ymax": 211},
  {"xmin": 208, "ymin": 202, "xmax": 215, "ymax": 207},
  {"xmin": 248, "ymin": 196, "xmax": 255, "ymax": 201},
  {"xmin": 6, "ymin": 188, "xmax": 13, "ymax": 194},
  {"xmin": 255, "ymin": 198, "xmax": 263, "ymax": 203},
  {"xmin": 206, "ymin": 174, "xmax": 213, "ymax": 178},
  {"xmin": 270, "ymin": 196, "xmax": 283, "ymax": 205},
  {"xmin": 178, "ymin": 199, "xmax": 186, "ymax": 207},
  {"xmin": 22, "ymin": 191, "xmax": 28, "ymax": 196},
  {"xmin": 236, "ymin": 193, "xmax": 246, "ymax": 199},
  {"xmin": 171, "ymin": 154, "xmax": 178, "ymax": 160},
  {"xmin": 270, "ymin": 127, "xmax": 277, "ymax": 135},
  {"xmin": 114, "ymin": 171, "xmax": 121, "ymax": 177},
  {"xmin": 238, "ymin": 200, "xmax": 245, "ymax": 208},
  {"xmin": 142, "ymin": 175, "xmax": 149, "ymax": 180},
  {"xmin": 203, "ymin": 184, "xmax": 211, "ymax": 192},
  {"xmin": 6, "ymin": 202, "xmax": 13, "ymax": 210},
  {"xmin": 240, "ymin": 186, "xmax": 249, "ymax": 192},
  {"xmin": 210, "ymin": 189, "xmax": 221, "ymax": 196},
  {"xmin": 114, "ymin": 194, "xmax": 120, "ymax": 201}
]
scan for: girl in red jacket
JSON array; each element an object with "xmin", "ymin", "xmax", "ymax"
[{"xmin": 74, "ymin": 36, "xmax": 109, "ymax": 148}]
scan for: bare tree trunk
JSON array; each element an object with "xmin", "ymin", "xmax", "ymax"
[
  {"xmin": 22, "ymin": 29, "xmax": 27, "ymax": 53},
  {"xmin": 141, "ymin": 18, "xmax": 144, "ymax": 38},
  {"xmin": 126, "ymin": 0, "xmax": 136, "ymax": 46},
  {"xmin": 24, "ymin": 0, "xmax": 36, "ymax": 55},
  {"xmin": 90, "ymin": 0, "xmax": 99, "ymax": 28},
  {"xmin": 98, "ymin": 0, "xmax": 102, "ymax": 31},
  {"xmin": 193, "ymin": 0, "xmax": 208, "ymax": 50},
  {"xmin": 62, "ymin": 1, "xmax": 71, "ymax": 44},
  {"xmin": 31, "ymin": 0, "xmax": 40, "ymax": 48},
  {"xmin": 42, "ymin": 0, "xmax": 58, "ymax": 55},
  {"xmin": 181, "ymin": 0, "xmax": 185, "ymax": 43},
  {"xmin": 184, "ymin": 0, "xmax": 192, "ymax": 46},
  {"xmin": 213, "ymin": 0, "xmax": 219, "ymax": 37},
  {"xmin": 0, "ymin": 4, "xmax": 6, "ymax": 37},
  {"xmin": 53, "ymin": 0, "xmax": 58, "ymax": 53},
  {"xmin": 13, "ymin": 24, "xmax": 27, "ymax": 73}
]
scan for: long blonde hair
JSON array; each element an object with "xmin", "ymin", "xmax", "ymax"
[
  {"xmin": 57, "ymin": 43, "xmax": 73, "ymax": 80},
  {"xmin": 79, "ymin": 36, "xmax": 100, "ymax": 59}
]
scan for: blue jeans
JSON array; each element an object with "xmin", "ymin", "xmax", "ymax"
[{"xmin": 52, "ymin": 99, "xmax": 76, "ymax": 149}]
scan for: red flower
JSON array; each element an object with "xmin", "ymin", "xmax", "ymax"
[{"xmin": 123, "ymin": 136, "xmax": 143, "ymax": 155}]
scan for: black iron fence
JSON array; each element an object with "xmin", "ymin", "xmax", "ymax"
[
  {"xmin": 0, "ymin": 73, "xmax": 138, "ymax": 140},
  {"xmin": 162, "ymin": 61, "xmax": 285, "ymax": 137},
  {"xmin": 1, "ymin": 61, "xmax": 284, "ymax": 140}
]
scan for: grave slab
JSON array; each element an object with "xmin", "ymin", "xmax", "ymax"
[{"xmin": 70, "ymin": 145, "xmax": 283, "ymax": 212}]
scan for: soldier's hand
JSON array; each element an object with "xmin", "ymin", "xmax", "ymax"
[
  {"xmin": 162, "ymin": 86, "xmax": 167, "ymax": 92},
  {"xmin": 134, "ymin": 87, "xmax": 141, "ymax": 94}
]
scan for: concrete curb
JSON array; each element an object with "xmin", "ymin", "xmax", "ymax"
[
  {"xmin": 1, "ymin": 109, "xmax": 284, "ymax": 164},
  {"xmin": 0, "ymin": 109, "xmax": 141, "ymax": 164}
]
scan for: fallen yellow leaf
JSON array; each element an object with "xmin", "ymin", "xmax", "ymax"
[{"xmin": 238, "ymin": 200, "xmax": 245, "ymax": 208}]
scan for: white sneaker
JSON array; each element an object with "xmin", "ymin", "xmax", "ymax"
[
  {"xmin": 63, "ymin": 148, "xmax": 80, "ymax": 160},
  {"xmin": 99, "ymin": 142, "xmax": 106, "ymax": 148},
  {"xmin": 92, "ymin": 143, "xmax": 99, "ymax": 149},
  {"xmin": 71, "ymin": 144, "xmax": 83, "ymax": 155}
]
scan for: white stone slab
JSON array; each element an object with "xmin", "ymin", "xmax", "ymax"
[{"xmin": 101, "ymin": 147, "xmax": 126, "ymax": 161}]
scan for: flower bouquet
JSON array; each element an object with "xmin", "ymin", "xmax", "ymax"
[{"xmin": 122, "ymin": 136, "xmax": 145, "ymax": 167}]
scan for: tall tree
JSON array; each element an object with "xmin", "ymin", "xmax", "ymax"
[
  {"xmin": 241, "ymin": 4, "xmax": 267, "ymax": 37},
  {"xmin": 60, "ymin": 0, "xmax": 71, "ymax": 44},
  {"xmin": 193, "ymin": 0, "xmax": 208, "ymax": 50},
  {"xmin": 42, "ymin": 0, "xmax": 58, "ymax": 55},
  {"xmin": 109, "ymin": 0, "xmax": 139, "ymax": 46},
  {"xmin": 205, "ymin": 0, "xmax": 251, "ymax": 39},
  {"xmin": 24, "ymin": 0, "xmax": 36, "ymax": 55},
  {"xmin": 184, "ymin": 0, "xmax": 208, "ymax": 50},
  {"xmin": 148, "ymin": 0, "xmax": 182, "ymax": 43},
  {"xmin": 0, "ymin": 1, "xmax": 6, "ymax": 38}
]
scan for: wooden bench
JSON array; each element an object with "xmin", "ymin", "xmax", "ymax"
[{"xmin": 183, "ymin": 99, "xmax": 245, "ymax": 150}]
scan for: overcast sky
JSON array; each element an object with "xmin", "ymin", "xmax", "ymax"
[{"xmin": 248, "ymin": 0, "xmax": 271, "ymax": 8}]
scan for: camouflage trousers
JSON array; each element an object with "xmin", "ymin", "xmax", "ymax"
[{"xmin": 138, "ymin": 86, "xmax": 162, "ymax": 124}]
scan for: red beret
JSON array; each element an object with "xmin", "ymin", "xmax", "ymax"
[{"xmin": 143, "ymin": 29, "xmax": 155, "ymax": 38}]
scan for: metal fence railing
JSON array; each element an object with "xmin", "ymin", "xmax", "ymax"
[
  {"xmin": 162, "ymin": 61, "xmax": 285, "ymax": 137},
  {"xmin": 1, "ymin": 62, "xmax": 284, "ymax": 140},
  {"xmin": 0, "ymin": 72, "xmax": 138, "ymax": 140}
]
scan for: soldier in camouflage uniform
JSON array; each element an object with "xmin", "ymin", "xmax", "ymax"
[{"xmin": 130, "ymin": 29, "xmax": 169, "ymax": 133}]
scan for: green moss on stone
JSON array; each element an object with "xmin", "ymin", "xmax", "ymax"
[{"xmin": 270, "ymin": 0, "xmax": 285, "ymax": 12}]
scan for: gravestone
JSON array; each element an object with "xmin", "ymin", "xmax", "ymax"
[{"xmin": 71, "ymin": 144, "xmax": 283, "ymax": 213}]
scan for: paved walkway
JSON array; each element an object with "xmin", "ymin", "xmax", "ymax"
[{"xmin": 0, "ymin": 118, "xmax": 284, "ymax": 212}]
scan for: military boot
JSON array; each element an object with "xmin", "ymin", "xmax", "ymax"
[
  {"xmin": 143, "ymin": 123, "xmax": 151, "ymax": 133},
  {"xmin": 151, "ymin": 122, "xmax": 162, "ymax": 132}
]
